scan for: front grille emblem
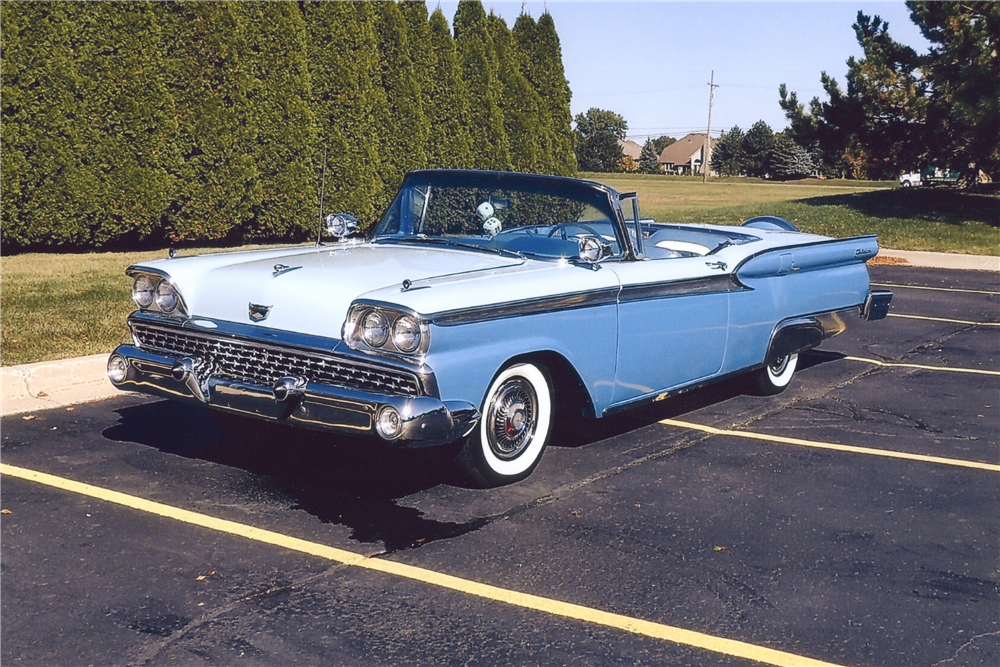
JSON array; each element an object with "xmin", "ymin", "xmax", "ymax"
[{"xmin": 249, "ymin": 303, "xmax": 272, "ymax": 322}]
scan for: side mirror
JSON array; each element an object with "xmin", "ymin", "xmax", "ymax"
[
  {"xmin": 325, "ymin": 213, "xmax": 358, "ymax": 240},
  {"xmin": 578, "ymin": 235, "xmax": 612, "ymax": 263}
]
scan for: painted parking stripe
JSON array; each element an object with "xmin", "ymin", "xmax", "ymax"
[
  {"xmin": 660, "ymin": 420, "xmax": 1000, "ymax": 472},
  {"xmin": 887, "ymin": 313, "xmax": 1000, "ymax": 327},
  {"xmin": 840, "ymin": 355, "xmax": 1000, "ymax": 377},
  {"xmin": 871, "ymin": 282, "xmax": 1000, "ymax": 296},
  {"xmin": 1, "ymin": 463, "xmax": 843, "ymax": 667}
]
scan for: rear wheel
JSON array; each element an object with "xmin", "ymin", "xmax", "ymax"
[
  {"xmin": 754, "ymin": 353, "xmax": 798, "ymax": 395},
  {"xmin": 456, "ymin": 363, "xmax": 552, "ymax": 487}
]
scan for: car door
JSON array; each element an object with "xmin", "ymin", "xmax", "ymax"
[{"xmin": 608, "ymin": 196, "xmax": 730, "ymax": 406}]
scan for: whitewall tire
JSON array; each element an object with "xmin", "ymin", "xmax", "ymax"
[
  {"xmin": 755, "ymin": 353, "xmax": 798, "ymax": 395},
  {"xmin": 457, "ymin": 363, "xmax": 552, "ymax": 487}
]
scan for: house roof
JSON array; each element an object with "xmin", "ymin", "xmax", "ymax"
[
  {"xmin": 618, "ymin": 139, "xmax": 643, "ymax": 161},
  {"xmin": 658, "ymin": 133, "xmax": 717, "ymax": 165}
]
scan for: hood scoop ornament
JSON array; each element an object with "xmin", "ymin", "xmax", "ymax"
[{"xmin": 272, "ymin": 264, "xmax": 302, "ymax": 278}]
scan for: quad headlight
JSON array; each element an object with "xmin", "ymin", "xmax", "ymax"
[
  {"xmin": 344, "ymin": 304, "xmax": 429, "ymax": 356},
  {"xmin": 391, "ymin": 315, "xmax": 422, "ymax": 353},
  {"xmin": 361, "ymin": 310, "xmax": 390, "ymax": 347},
  {"xmin": 129, "ymin": 271, "xmax": 187, "ymax": 316}
]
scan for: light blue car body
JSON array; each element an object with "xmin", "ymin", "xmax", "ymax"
[{"xmin": 108, "ymin": 170, "xmax": 888, "ymax": 447}]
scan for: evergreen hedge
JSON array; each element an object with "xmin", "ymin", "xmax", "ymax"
[{"xmin": 0, "ymin": 0, "xmax": 575, "ymax": 251}]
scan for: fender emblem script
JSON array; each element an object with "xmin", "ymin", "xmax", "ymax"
[{"xmin": 249, "ymin": 303, "xmax": 272, "ymax": 322}]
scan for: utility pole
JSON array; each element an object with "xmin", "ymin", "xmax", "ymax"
[{"xmin": 703, "ymin": 70, "xmax": 719, "ymax": 183}]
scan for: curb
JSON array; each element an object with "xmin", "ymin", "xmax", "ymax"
[
  {"xmin": 2, "ymin": 251, "xmax": 996, "ymax": 417},
  {"xmin": 878, "ymin": 248, "xmax": 999, "ymax": 272},
  {"xmin": 1, "ymin": 354, "xmax": 123, "ymax": 417}
]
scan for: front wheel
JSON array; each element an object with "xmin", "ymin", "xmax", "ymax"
[
  {"xmin": 456, "ymin": 363, "xmax": 553, "ymax": 487},
  {"xmin": 753, "ymin": 353, "xmax": 798, "ymax": 395}
]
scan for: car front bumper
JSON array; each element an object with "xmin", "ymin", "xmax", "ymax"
[{"xmin": 107, "ymin": 344, "xmax": 479, "ymax": 448}]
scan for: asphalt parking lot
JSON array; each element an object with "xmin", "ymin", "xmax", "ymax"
[{"xmin": 2, "ymin": 265, "xmax": 998, "ymax": 667}]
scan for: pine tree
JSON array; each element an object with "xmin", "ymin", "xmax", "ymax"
[
  {"xmin": 639, "ymin": 140, "xmax": 661, "ymax": 173},
  {"xmin": 304, "ymin": 1, "xmax": 381, "ymax": 226},
  {"xmin": 711, "ymin": 126, "xmax": 745, "ymax": 176},
  {"xmin": 517, "ymin": 12, "xmax": 575, "ymax": 175},
  {"xmin": 453, "ymin": 0, "xmax": 510, "ymax": 171},
  {"xmin": 236, "ymin": 1, "xmax": 316, "ymax": 241},
  {"xmin": 743, "ymin": 121, "xmax": 776, "ymax": 177},
  {"xmin": 158, "ymin": 1, "xmax": 259, "ymax": 242},
  {"xmin": 489, "ymin": 12, "xmax": 545, "ymax": 173},
  {"xmin": 422, "ymin": 8, "xmax": 474, "ymax": 169},
  {"xmin": 372, "ymin": 1, "xmax": 428, "ymax": 208},
  {"xmin": 771, "ymin": 135, "xmax": 815, "ymax": 179}
]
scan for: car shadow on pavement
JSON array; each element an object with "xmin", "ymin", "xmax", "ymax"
[
  {"xmin": 101, "ymin": 349, "xmax": 844, "ymax": 552},
  {"xmin": 102, "ymin": 400, "xmax": 475, "ymax": 552}
]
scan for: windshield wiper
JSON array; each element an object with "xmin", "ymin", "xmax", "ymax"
[{"xmin": 374, "ymin": 236, "xmax": 524, "ymax": 259}]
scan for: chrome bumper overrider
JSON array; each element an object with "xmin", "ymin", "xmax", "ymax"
[{"xmin": 108, "ymin": 344, "xmax": 479, "ymax": 448}]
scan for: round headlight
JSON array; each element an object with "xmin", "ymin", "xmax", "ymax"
[
  {"xmin": 132, "ymin": 275, "xmax": 156, "ymax": 309},
  {"xmin": 391, "ymin": 315, "xmax": 422, "ymax": 353},
  {"xmin": 155, "ymin": 280, "xmax": 179, "ymax": 312},
  {"xmin": 375, "ymin": 405, "xmax": 403, "ymax": 440},
  {"xmin": 361, "ymin": 310, "xmax": 389, "ymax": 347}
]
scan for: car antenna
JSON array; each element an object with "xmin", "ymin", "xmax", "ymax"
[{"xmin": 316, "ymin": 146, "xmax": 328, "ymax": 247}]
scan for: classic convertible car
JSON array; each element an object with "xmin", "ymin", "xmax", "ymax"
[{"xmin": 108, "ymin": 170, "xmax": 892, "ymax": 486}]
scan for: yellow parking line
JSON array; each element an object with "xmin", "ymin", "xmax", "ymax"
[
  {"xmin": 1, "ymin": 463, "xmax": 843, "ymax": 667},
  {"xmin": 871, "ymin": 282, "xmax": 1000, "ymax": 296},
  {"xmin": 660, "ymin": 420, "xmax": 1000, "ymax": 473},
  {"xmin": 887, "ymin": 313, "xmax": 1000, "ymax": 327},
  {"xmin": 841, "ymin": 355, "xmax": 1000, "ymax": 376}
]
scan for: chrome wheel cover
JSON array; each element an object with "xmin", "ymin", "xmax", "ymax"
[
  {"xmin": 769, "ymin": 355, "xmax": 790, "ymax": 376},
  {"xmin": 486, "ymin": 378, "xmax": 538, "ymax": 460}
]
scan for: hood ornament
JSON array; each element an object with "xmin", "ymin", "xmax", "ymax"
[
  {"xmin": 272, "ymin": 264, "xmax": 302, "ymax": 278},
  {"xmin": 249, "ymin": 303, "xmax": 272, "ymax": 322}
]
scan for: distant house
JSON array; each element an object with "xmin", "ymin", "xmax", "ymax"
[
  {"xmin": 658, "ymin": 133, "xmax": 718, "ymax": 176},
  {"xmin": 618, "ymin": 139, "xmax": 642, "ymax": 171}
]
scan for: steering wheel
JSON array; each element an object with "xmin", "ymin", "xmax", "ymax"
[{"xmin": 546, "ymin": 223, "xmax": 604, "ymax": 241}]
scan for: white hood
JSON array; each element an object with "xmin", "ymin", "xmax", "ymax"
[{"xmin": 136, "ymin": 243, "xmax": 523, "ymax": 339}]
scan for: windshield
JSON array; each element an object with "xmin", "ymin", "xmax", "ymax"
[{"xmin": 372, "ymin": 172, "xmax": 623, "ymax": 261}]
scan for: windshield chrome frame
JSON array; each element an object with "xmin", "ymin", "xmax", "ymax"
[{"xmin": 370, "ymin": 169, "xmax": 637, "ymax": 264}]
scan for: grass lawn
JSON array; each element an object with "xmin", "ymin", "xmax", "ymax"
[
  {"xmin": 1, "ymin": 243, "xmax": 308, "ymax": 366},
  {"xmin": 583, "ymin": 173, "xmax": 999, "ymax": 255},
  {"xmin": 2, "ymin": 177, "xmax": 997, "ymax": 366}
]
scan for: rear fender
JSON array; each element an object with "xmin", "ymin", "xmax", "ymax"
[{"xmin": 735, "ymin": 235, "xmax": 878, "ymax": 281}]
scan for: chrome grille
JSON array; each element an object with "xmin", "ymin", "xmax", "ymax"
[{"xmin": 131, "ymin": 323, "xmax": 421, "ymax": 397}]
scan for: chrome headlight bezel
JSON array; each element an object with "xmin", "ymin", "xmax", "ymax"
[
  {"xmin": 344, "ymin": 302, "xmax": 430, "ymax": 357},
  {"xmin": 127, "ymin": 268, "xmax": 189, "ymax": 317}
]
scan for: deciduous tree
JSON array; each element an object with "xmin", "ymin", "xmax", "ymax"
[{"xmin": 574, "ymin": 108, "xmax": 626, "ymax": 172}]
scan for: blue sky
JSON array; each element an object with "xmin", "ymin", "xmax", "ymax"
[{"xmin": 432, "ymin": 1, "xmax": 931, "ymax": 142}]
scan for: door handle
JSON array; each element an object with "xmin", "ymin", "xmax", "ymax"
[{"xmin": 705, "ymin": 261, "xmax": 727, "ymax": 271}]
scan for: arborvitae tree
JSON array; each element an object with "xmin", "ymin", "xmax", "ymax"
[
  {"xmin": 638, "ymin": 140, "xmax": 661, "ymax": 173},
  {"xmin": 743, "ymin": 121, "xmax": 776, "ymax": 177},
  {"xmin": 515, "ymin": 12, "xmax": 576, "ymax": 175},
  {"xmin": 453, "ymin": 0, "xmax": 510, "ymax": 171},
  {"xmin": 419, "ymin": 8, "xmax": 474, "ymax": 169},
  {"xmin": 711, "ymin": 126, "xmax": 746, "ymax": 176},
  {"xmin": 510, "ymin": 13, "xmax": 554, "ymax": 173},
  {"xmin": 236, "ymin": 1, "xmax": 316, "ymax": 241},
  {"xmin": 304, "ymin": 1, "xmax": 380, "ymax": 226},
  {"xmin": 1, "ymin": 3, "xmax": 99, "ymax": 247},
  {"xmin": 71, "ymin": 2, "xmax": 180, "ymax": 247},
  {"xmin": 488, "ymin": 12, "xmax": 545, "ymax": 173},
  {"xmin": 158, "ymin": 1, "xmax": 259, "ymax": 242},
  {"xmin": 372, "ymin": 1, "xmax": 428, "ymax": 209}
]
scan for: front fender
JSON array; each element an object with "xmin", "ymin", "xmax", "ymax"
[{"xmin": 425, "ymin": 304, "xmax": 618, "ymax": 415}]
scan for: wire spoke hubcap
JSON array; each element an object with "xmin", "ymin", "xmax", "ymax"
[{"xmin": 487, "ymin": 379, "xmax": 538, "ymax": 460}]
